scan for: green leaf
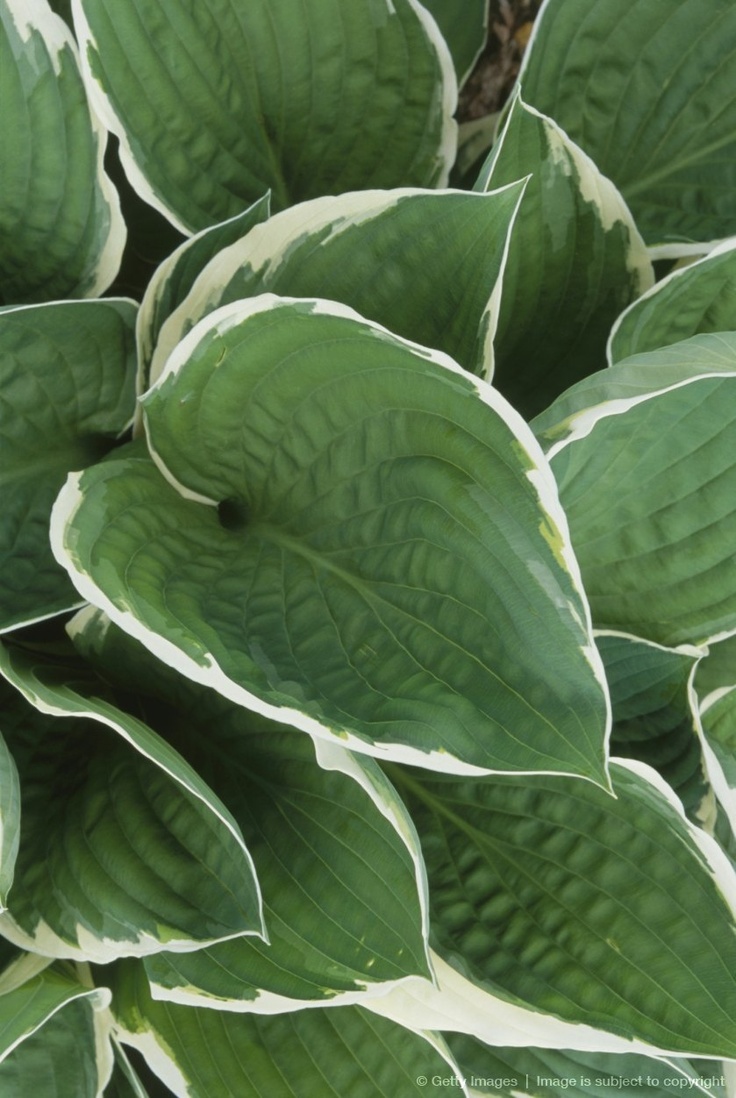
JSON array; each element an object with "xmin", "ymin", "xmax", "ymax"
[
  {"xmin": 543, "ymin": 347, "xmax": 736, "ymax": 646},
  {"xmin": 609, "ymin": 239, "xmax": 736, "ymax": 363},
  {"xmin": 0, "ymin": 0, "xmax": 124, "ymax": 303},
  {"xmin": 0, "ymin": 732, "xmax": 20, "ymax": 908},
  {"xmin": 53, "ymin": 296, "xmax": 610, "ymax": 783},
  {"xmin": 147, "ymin": 184, "xmax": 526, "ymax": 388},
  {"xmin": 0, "ymin": 642, "xmax": 264, "ymax": 961},
  {"xmin": 696, "ymin": 635, "xmax": 736, "ymax": 846},
  {"xmin": 74, "ymin": 0, "xmax": 457, "ymax": 231},
  {"xmin": 595, "ymin": 631, "xmax": 710, "ymax": 822},
  {"xmin": 518, "ymin": 0, "xmax": 736, "ymax": 245},
  {"xmin": 0, "ymin": 959, "xmax": 112, "ymax": 1097},
  {"xmin": 0, "ymin": 299, "xmax": 137, "ymax": 633},
  {"xmin": 475, "ymin": 92, "xmax": 652, "ymax": 418},
  {"xmin": 71, "ymin": 607, "xmax": 432, "ymax": 1007},
  {"xmin": 532, "ymin": 333, "xmax": 736, "ymax": 454},
  {"xmin": 111, "ymin": 959, "xmax": 464, "ymax": 1098},
  {"xmin": 136, "ymin": 196, "xmax": 271, "ymax": 386},
  {"xmin": 420, "ymin": 0, "xmax": 488, "ymax": 85},
  {"xmin": 386, "ymin": 760, "xmax": 736, "ymax": 1058},
  {"xmin": 445, "ymin": 1036, "xmax": 729, "ymax": 1098},
  {"xmin": 105, "ymin": 1041, "xmax": 152, "ymax": 1098}
]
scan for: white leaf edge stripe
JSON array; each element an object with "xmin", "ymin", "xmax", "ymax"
[
  {"xmin": 0, "ymin": 732, "xmax": 20, "ymax": 910},
  {"xmin": 51, "ymin": 292, "xmax": 611, "ymax": 781},
  {"xmin": 607, "ymin": 235, "xmax": 736, "ymax": 365},
  {"xmin": 147, "ymin": 183, "xmax": 526, "ymax": 389},
  {"xmin": 0, "ymin": 980, "xmax": 111, "ymax": 1065},
  {"xmin": 71, "ymin": 0, "xmax": 458, "ymax": 238},
  {"xmin": 483, "ymin": 90, "xmax": 653, "ymax": 291},
  {"xmin": 544, "ymin": 358, "xmax": 736, "ymax": 462},
  {"xmin": 364, "ymin": 758, "xmax": 736, "ymax": 1059},
  {"xmin": 135, "ymin": 200, "xmax": 270, "ymax": 401},
  {"xmin": 0, "ymin": 627, "xmax": 266, "ymax": 963},
  {"xmin": 114, "ymin": 1013, "xmax": 471, "ymax": 1098},
  {"xmin": 7, "ymin": 0, "xmax": 125, "ymax": 297},
  {"xmin": 148, "ymin": 741, "xmax": 435, "ymax": 1015}
]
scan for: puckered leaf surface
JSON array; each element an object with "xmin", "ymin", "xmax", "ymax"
[
  {"xmin": 609, "ymin": 238, "xmax": 736, "ymax": 363},
  {"xmin": 111, "ymin": 959, "xmax": 466, "ymax": 1098},
  {"xmin": 53, "ymin": 295, "xmax": 610, "ymax": 782},
  {"xmin": 0, "ymin": 0, "xmax": 123, "ymax": 303},
  {"xmin": 73, "ymin": 0, "xmax": 457, "ymax": 232},
  {"xmin": 387, "ymin": 760, "xmax": 736, "ymax": 1058},
  {"xmin": 0, "ymin": 642, "xmax": 264, "ymax": 961},
  {"xmin": 71, "ymin": 606, "xmax": 431, "ymax": 1007},
  {"xmin": 475, "ymin": 92, "xmax": 652, "ymax": 418},
  {"xmin": 542, "ymin": 343, "xmax": 736, "ymax": 647},
  {"xmin": 595, "ymin": 632, "xmax": 710, "ymax": 822},
  {"xmin": 147, "ymin": 184, "xmax": 526, "ymax": 390},
  {"xmin": 518, "ymin": 0, "xmax": 736, "ymax": 244},
  {"xmin": 0, "ymin": 299, "xmax": 137, "ymax": 633}
]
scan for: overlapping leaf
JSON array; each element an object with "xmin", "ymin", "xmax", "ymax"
[
  {"xmin": 0, "ymin": 0, "xmax": 123, "ymax": 303},
  {"xmin": 110, "ymin": 959, "xmax": 466, "ymax": 1098},
  {"xmin": 609, "ymin": 238, "xmax": 736, "ymax": 363},
  {"xmin": 73, "ymin": 0, "xmax": 457, "ymax": 232},
  {"xmin": 595, "ymin": 632, "xmax": 710, "ymax": 822},
  {"xmin": 385, "ymin": 760, "xmax": 736, "ymax": 1058},
  {"xmin": 475, "ymin": 92, "xmax": 652, "ymax": 417},
  {"xmin": 445, "ymin": 1036, "xmax": 728, "ymax": 1098},
  {"xmin": 534, "ymin": 335, "xmax": 736, "ymax": 647},
  {"xmin": 0, "ymin": 733, "xmax": 20, "ymax": 909},
  {"xmin": 146, "ymin": 184, "xmax": 526, "ymax": 390},
  {"xmin": 71, "ymin": 606, "xmax": 431, "ymax": 1007},
  {"xmin": 53, "ymin": 295, "xmax": 610, "ymax": 781},
  {"xmin": 0, "ymin": 299, "xmax": 137, "ymax": 633},
  {"xmin": 136, "ymin": 195, "xmax": 270, "ymax": 385},
  {"xmin": 695, "ymin": 634, "xmax": 736, "ymax": 843},
  {"xmin": 518, "ymin": 0, "xmax": 736, "ymax": 244},
  {"xmin": 0, "ymin": 955, "xmax": 112, "ymax": 1098},
  {"xmin": 0, "ymin": 642, "xmax": 263, "ymax": 961}
]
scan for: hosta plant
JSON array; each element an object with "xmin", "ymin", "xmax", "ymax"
[{"xmin": 1, "ymin": 0, "xmax": 736, "ymax": 1095}]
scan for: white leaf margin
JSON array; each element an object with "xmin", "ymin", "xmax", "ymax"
[
  {"xmin": 51, "ymin": 292, "xmax": 611, "ymax": 782},
  {"xmin": 146, "ymin": 183, "xmax": 526, "ymax": 389},
  {"xmin": 0, "ymin": 631, "xmax": 267, "ymax": 963},
  {"xmin": 5, "ymin": 0, "xmax": 125, "ymax": 298},
  {"xmin": 364, "ymin": 758, "xmax": 736, "ymax": 1061},
  {"xmin": 607, "ymin": 236, "xmax": 736, "ymax": 365}
]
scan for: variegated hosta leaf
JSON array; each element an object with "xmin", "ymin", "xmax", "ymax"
[
  {"xmin": 105, "ymin": 1040, "xmax": 152, "ymax": 1098},
  {"xmin": 111, "ymin": 959, "xmax": 466, "ymax": 1098},
  {"xmin": 609, "ymin": 238, "xmax": 736, "ymax": 363},
  {"xmin": 53, "ymin": 295, "xmax": 610, "ymax": 782},
  {"xmin": 475, "ymin": 92, "xmax": 652, "ymax": 418},
  {"xmin": 146, "ymin": 184, "xmax": 526, "ymax": 390},
  {"xmin": 517, "ymin": 0, "xmax": 736, "ymax": 245},
  {"xmin": 533, "ymin": 335, "xmax": 736, "ymax": 647},
  {"xmin": 0, "ymin": 0, "xmax": 123, "ymax": 303},
  {"xmin": 386, "ymin": 759, "xmax": 736, "ymax": 1058},
  {"xmin": 0, "ymin": 956, "xmax": 112, "ymax": 1098},
  {"xmin": 73, "ymin": 0, "xmax": 457, "ymax": 232},
  {"xmin": 419, "ymin": 0, "xmax": 488, "ymax": 86},
  {"xmin": 0, "ymin": 299, "xmax": 137, "ymax": 633},
  {"xmin": 0, "ymin": 733, "xmax": 20, "ymax": 909},
  {"xmin": 0, "ymin": 642, "xmax": 264, "ymax": 961},
  {"xmin": 445, "ymin": 1036, "xmax": 729, "ymax": 1098},
  {"xmin": 595, "ymin": 632, "xmax": 710, "ymax": 823},
  {"xmin": 696, "ymin": 634, "xmax": 736, "ymax": 844},
  {"xmin": 136, "ymin": 195, "xmax": 271, "ymax": 387},
  {"xmin": 71, "ymin": 606, "xmax": 431, "ymax": 1007}
]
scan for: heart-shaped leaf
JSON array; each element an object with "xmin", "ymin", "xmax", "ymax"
[
  {"xmin": 53, "ymin": 295, "xmax": 610, "ymax": 782},
  {"xmin": 73, "ymin": 0, "xmax": 457, "ymax": 231}
]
